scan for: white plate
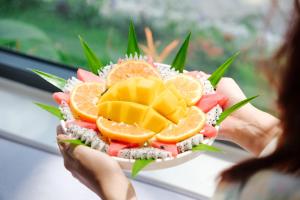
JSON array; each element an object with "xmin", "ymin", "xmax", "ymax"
[{"xmin": 114, "ymin": 138, "xmax": 215, "ymax": 171}]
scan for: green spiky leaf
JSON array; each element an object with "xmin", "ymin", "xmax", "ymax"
[
  {"xmin": 61, "ymin": 139, "xmax": 87, "ymax": 146},
  {"xmin": 79, "ymin": 35, "xmax": 104, "ymax": 74},
  {"xmin": 31, "ymin": 69, "xmax": 66, "ymax": 91},
  {"xmin": 171, "ymin": 32, "xmax": 191, "ymax": 73},
  {"xmin": 216, "ymin": 95, "xmax": 258, "ymax": 125},
  {"xmin": 192, "ymin": 144, "xmax": 222, "ymax": 152},
  {"xmin": 34, "ymin": 102, "xmax": 63, "ymax": 119},
  {"xmin": 208, "ymin": 52, "xmax": 240, "ymax": 88},
  {"xmin": 131, "ymin": 159, "xmax": 154, "ymax": 178},
  {"xmin": 126, "ymin": 20, "xmax": 140, "ymax": 56}
]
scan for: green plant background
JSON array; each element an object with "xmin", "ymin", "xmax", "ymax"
[{"xmin": 0, "ymin": 0, "xmax": 279, "ymax": 112}]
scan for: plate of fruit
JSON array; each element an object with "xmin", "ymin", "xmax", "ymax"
[{"xmin": 32, "ymin": 22, "xmax": 257, "ymax": 177}]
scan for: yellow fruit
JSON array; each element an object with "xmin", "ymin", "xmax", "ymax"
[
  {"xmin": 70, "ymin": 82, "xmax": 106, "ymax": 122},
  {"xmin": 99, "ymin": 101, "xmax": 148, "ymax": 126},
  {"xmin": 151, "ymin": 88, "xmax": 179, "ymax": 116},
  {"xmin": 165, "ymin": 74, "xmax": 203, "ymax": 106},
  {"xmin": 106, "ymin": 60, "xmax": 160, "ymax": 87},
  {"xmin": 156, "ymin": 106, "xmax": 206, "ymax": 143},
  {"xmin": 141, "ymin": 108, "xmax": 171, "ymax": 133},
  {"xmin": 135, "ymin": 78, "xmax": 160, "ymax": 105},
  {"xmin": 97, "ymin": 117, "xmax": 156, "ymax": 144},
  {"xmin": 166, "ymin": 106, "xmax": 187, "ymax": 124}
]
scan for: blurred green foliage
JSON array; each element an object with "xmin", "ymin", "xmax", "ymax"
[{"xmin": 0, "ymin": 0, "xmax": 276, "ymax": 111}]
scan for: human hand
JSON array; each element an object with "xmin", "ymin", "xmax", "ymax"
[
  {"xmin": 56, "ymin": 126, "xmax": 136, "ymax": 200},
  {"xmin": 215, "ymin": 77, "xmax": 280, "ymax": 156}
]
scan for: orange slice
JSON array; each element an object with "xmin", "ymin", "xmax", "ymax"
[
  {"xmin": 96, "ymin": 117, "xmax": 156, "ymax": 143},
  {"xmin": 107, "ymin": 60, "xmax": 160, "ymax": 87},
  {"xmin": 165, "ymin": 74, "xmax": 203, "ymax": 106},
  {"xmin": 70, "ymin": 82, "xmax": 106, "ymax": 122},
  {"xmin": 156, "ymin": 106, "xmax": 206, "ymax": 143}
]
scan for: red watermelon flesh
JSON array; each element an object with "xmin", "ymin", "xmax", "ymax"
[
  {"xmin": 77, "ymin": 68, "xmax": 105, "ymax": 83},
  {"xmin": 151, "ymin": 141, "xmax": 178, "ymax": 156},
  {"xmin": 52, "ymin": 92, "xmax": 70, "ymax": 104},
  {"xmin": 108, "ymin": 141, "xmax": 139, "ymax": 157},
  {"xmin": 196, "ymin": 93, "xmax": 228, "ymax": 112},
  {"xmin": 200, "ymin": 124, "xmax": 217, "ymax": 138}
]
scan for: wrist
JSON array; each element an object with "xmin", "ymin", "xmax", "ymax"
[
  {"xmin": 220, "ymin": 105, "xmax": 280, "ymax": 156},
  {"xmin": 96, "ymin": 168, "xmax": 136, "ymax": 200}
]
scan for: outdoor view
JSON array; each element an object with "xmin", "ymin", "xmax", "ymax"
[{"xmin": 0, "ymin": 0, "xmax": 292, "ymax": 112}]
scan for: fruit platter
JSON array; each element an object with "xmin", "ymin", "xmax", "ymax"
[{"xmin": 32, "ymin": 22, "xmax": 256, "ymax": 177}]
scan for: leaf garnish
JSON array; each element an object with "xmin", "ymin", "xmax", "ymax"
[
  {"xmin": 192, "ymin": 143, "xmax": 222, "ymax": 152},
  {"xmin": 208, "ymin": 52, "xmax": 240, "ymax": 88},
  {"xmin": 126, "ymin": 20, "xmax": 141, "ymax": 56},
  {"xmin": 61, "ymin": 139, "xmax": 87, "ymax": 146},
  {"xmin": 34, "ymin": 102, "xmax": 63, "ymax": 119},
  {"xmin": 216, "ymin": 95, "xmax": 258, "ymax": 125},
  {"xmin": 171, "ymin": 32, "xmax": 191, "ymax": 73},
  {"xmin": 79, "ymin": 35, "xmax": 104, "ymax": 75},
  {"xmin": 31, "ymin": 69, "xmax": 66, "ymax": 91},
  {"xmin": 131, "ymin": 159, "xmax": 154, "ymax": 178}
]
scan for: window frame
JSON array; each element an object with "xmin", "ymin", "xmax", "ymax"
[{"xmin": 0, "ymin": 47, "xmax": 76, "ymax": 92}]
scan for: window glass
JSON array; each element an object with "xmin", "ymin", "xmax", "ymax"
[{"xmin": 0, "ymin": 0, "xmax": 293, "ymax": 111}]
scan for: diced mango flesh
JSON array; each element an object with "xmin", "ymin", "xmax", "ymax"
[{"xmin": 98, "ymin": 77, "xmax": 188, "ymax": 133}]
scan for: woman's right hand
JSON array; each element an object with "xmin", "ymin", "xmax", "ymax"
[
  {"xmin": 215, "ymin": 77, "xmax": 280, "ymax": 156},
  {"xmin": 57, "ymin": 126, "xmax": 136, "ymax": 200}
]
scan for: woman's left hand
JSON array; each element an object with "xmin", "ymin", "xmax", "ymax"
[{"xmin": 56, "ymin": 126, "xmax": 136, "ymax": 200}]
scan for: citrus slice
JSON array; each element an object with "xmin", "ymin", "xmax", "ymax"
[
  {"xmin": 96, "ymin": 117, "xmax": 156, "ymax": 143},
  {"xmin": 107, "ymin": 60, "xmax": 160, "ymax": 87},
  {"xmin": 156, "ymin": 106, "xmax": 206, "ymax": 143},
  {"xmin": 70, "ymin": 82, "xmax": 106, "ymax": 122},
  {"xmin": 165, "ymin": 74, "xmax": 203, "ymax": 106}
]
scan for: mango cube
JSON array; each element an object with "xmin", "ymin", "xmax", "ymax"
[
  {"xmin": 152, "ymin": 88, "xmax": 178, "ymax": 116},
  {"xmin": 166, "ymin": 106, "xmax": 187, "ymax": 123},
  {"xmin": 141, "ymin": 108, "xmax": 170, "ymax": 132},
  {"xmin": 120, "ymin": 102, "xmax": 148, "ymax": 125},
  {"xmin": 116, "ymin": 78, "xmax": 136, "ymax": 102}
]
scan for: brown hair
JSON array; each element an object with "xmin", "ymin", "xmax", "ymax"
[{"xmin": 220, "ymin": 0, "xmax": 300, "ymax": 183}]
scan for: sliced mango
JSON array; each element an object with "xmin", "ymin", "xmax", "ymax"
[
  {"xmin": 121, "ymin": 102, "xmax": 148, "ymax": 125},
  {"xmin": 167, "ymin": 106, "xmax": 187, "ymax": 123},
  {"xmin": 152, "ymin": 88, "xmax": 179, "ymax": 116},
  {"xmin": 142, "ymin": 108, "xmax": 171, "ymax": 132},
  {"xmin": 135, "ymin": 78, "xmax": 157, "ymax": 105},
  {"xmin": 116, "ymin": 78, "xmax": 136, "ymax": 102}
]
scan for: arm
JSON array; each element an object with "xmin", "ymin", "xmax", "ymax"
[
  {"xmin": 57, "ymin": 127, "xmax": 136, "ymax": 200},
  {"xmin": 216, "ymin": 78, "xmax": 281, "ymax": 156}
]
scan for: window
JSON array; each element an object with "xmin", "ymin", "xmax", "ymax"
[{"xmin": 0, "ymin": 0, "xmax": 292, "ymax": 112}]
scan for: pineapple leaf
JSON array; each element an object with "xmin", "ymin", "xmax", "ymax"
[
  {"xmin": 192, "ymin": 144, "xmax": 222, "ymax": 152},
  {"xmin": 131, "ymin": 159, "xmax": 154, "ymax": 178},
  {"xmin": 31, "ymin": 69, "xmax": 66, "ymax": 91},
  {"xmin": 79, "ymin": 35, "xmax": 104, "ymax": 74},
  {"xmin": 126, "ymin": 20, "xmax": 140, "ymax": 56},
  {"xmin": 171, "ymin": 32, "xmax": 191, "ymax": 73},
  {"xmin": 208, "ymin": 52, "xmax": 240, "ymax": 88},
  {"xmin": 216, "ymin": 95, "xmax": 258, "ymax": 125},
  {"xmin": 61, "ymin": 139, "xmax": 87, "ymax": 146},
  {"xmin": 34, "ymin": 102, "xmax": 63, "ymax": 119}
]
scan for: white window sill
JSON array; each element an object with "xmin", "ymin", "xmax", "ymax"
[{"xmin": 0, "ymin": 77, "xmax": 250, "ymax": 199}]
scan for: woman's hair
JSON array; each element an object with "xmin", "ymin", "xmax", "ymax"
[{"xmin": 220, "ymin": 0, "xmax": 300, "ymax": 183}]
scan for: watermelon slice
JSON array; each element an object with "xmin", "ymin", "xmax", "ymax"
[
  {"xmin": 151, "ymin": 141, "xmax": 178, "ymax": 156},
  {"xmin": 52, "ymin": 92, "xmax": 70, "ymax": 104},
  {"xmin": 66, "ymin": 120, "xmax": 98, "ymax": 131},
  {"xmin": 200, "ymin": 124, "xmax": 217, "ymax": 138},
  {"xmin": 185, "ymin": 71, "xmax": 209, "ymax": 79},
  {"xmin": 108, "ymin": 141, "xmax": 139, "ymax": 157},
  {"xmin": 77, "ymin": 68, "xmax": 105, "ymax": 83},
  {"xmin": 196, "ymin": 93, "xmax": 228, "ymax": 112}
]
